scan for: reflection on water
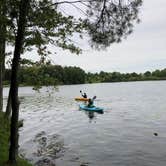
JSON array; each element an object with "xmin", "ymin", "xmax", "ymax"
[
  {"xmin": 3, "ymin": 81, "xmax": 166, "ymax": 166},
  {"xmin": 82, "ymin": 110, "xmax": 104, "ymax": 123},
  {"xmin": 33, "ymin": 131, "xmax": 65, "ymax": 158},
  {"xmin": 33, "ymin": 131, "xmax": 65, "ymax": 166},
  {"xmin": 86, "ymin": 111, "xmax": 95, "ymax": 121}
]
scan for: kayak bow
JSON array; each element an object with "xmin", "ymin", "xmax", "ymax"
[
  {"xmin": 79, "ymin": 104, "xmax": 103, "ymax": 112},
  {"xmin": 75, "ymin": 97, "xmax": 89, "ymax": 101}
]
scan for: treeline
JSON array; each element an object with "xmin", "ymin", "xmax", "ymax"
[
  {"xmin": 4, "ymin": 65, "xmax": 166, "ymax": 86},
  {"xmin": 86, "ymin": 69, "xmax": 166, "ymax": 83},
  {"xmin": 4, "ymin": 65, "xmax": 86, "ymax": 86}
]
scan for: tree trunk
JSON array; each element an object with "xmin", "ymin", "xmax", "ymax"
[
  {"xmin": 0, "ymin": 0, "xmax": 6, "ymax": 112},
  {"xmin": 5, "ymin": 88, "xmax": 12, "ymax": 118},
  {"xmin": 9, "ymin": 0, "xmax": 30, "ymax": 163},
  {"xmin": 0, "ymin": 40, "xmax": 5, "ymax": 112}
]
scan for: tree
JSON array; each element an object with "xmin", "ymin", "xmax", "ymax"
[
  {"xmin": 9, "ymin": 0, "xmax": 30, "ymax": 163},
  {"xmin": 63, "ymin": 66, "xmax": 85, "ymax": 84},
  {"xmin": 144, "ymin": 71, "xmax": 151, "ymax": 77},
  {"xmin": 0, "ymin": 0, "xmax": 7, "ymax": 112},
  {"xmin": 86, "ymin": 0, "xmax": 142, "ymax": 48},
  {"xmin": 152, "ymin": 69, "xmax": 160, "ymax": 77},
  {"xmin": 160, "ymin": 68, "xmax": 166, "ymax": 78}
]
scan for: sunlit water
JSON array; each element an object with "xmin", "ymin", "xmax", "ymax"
[{"xmin": 3, "ymin": 81, "xmax": 166, "ymax": 166}]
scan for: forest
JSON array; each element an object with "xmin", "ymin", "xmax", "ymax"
[{"xmin": 4, "ymin": 64, "xmax": 166, "ymax": 86}]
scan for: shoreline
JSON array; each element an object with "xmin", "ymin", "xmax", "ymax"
[{"xmin": 0, "ymin": 112, "xmax": 33, "ymax": 166}]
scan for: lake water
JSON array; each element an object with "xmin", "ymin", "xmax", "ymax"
[{"xmin": 4, "ymin": 81, "xmax": 166, "ymax": 166}]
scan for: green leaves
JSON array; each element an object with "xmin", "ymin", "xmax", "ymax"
[
  {"xmin": 24, "ymin": 0, "xmax": 85, "ymax": 55},
  {"xmin": 2, "ymin": 0, "xmax": 143, "ymax": 58},
  {"xmin": 3, "ymin": 0, "xmax": 85, "ymax": 56},
  {"xmin": 15, "ymin": 64, "xmax": 86, "ymax": 86}
]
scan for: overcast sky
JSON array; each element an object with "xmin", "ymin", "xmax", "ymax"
[{"xmin": 25, "ymin": 0, "xmax": 166, "ymax": 73}]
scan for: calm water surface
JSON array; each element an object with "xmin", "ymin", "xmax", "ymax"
[{"xmin": 4, "ymin": 81, "xmax": 166, "ymax": 166}]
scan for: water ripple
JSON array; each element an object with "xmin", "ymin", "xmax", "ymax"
[{"xmin": 10, "ymin": 81, "xmax": 166, "ymax": 166}]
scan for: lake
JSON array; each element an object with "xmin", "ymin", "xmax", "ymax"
[{"xmin": 3, "ymin": 81, "xmax": 166, "ymax": 166}]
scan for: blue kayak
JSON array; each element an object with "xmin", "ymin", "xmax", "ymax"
[{"xmin": 79, "ymin": 104, "xmax": 103, "ymax": 112}]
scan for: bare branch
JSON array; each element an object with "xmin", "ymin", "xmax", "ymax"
[
  {"xmin": 69, "ymin": 3, "xmax": 88, "ymax": 16},
  {"xmin": 52, "ymin": 0, "xmax": 90, "ymax": 6}
]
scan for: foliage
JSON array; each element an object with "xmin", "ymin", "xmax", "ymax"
[
  {"xmin": 2, "ymin": 0, "xmax": 143, "ymax": 56},
  {"xmin": 63, "ymin": 66, "xmax": 86, "ymax": 84},
  {"xmin": 4, "ymin": 0, "xmax": 85, "ymax": 55},
  {"xmin": 86, "ymin": 69, "xmax": 166, "ymax": 83},
  {"xmin": 85, "ymin": 0, "xmax": 142, "ymax": 49},
  {"xmin": 0, "ymin": 112, "xmax": 32, "ymax": 166},
  {"xmin": 4, "ymin": 65, "xmax": 166, "ymax": 86},
  {"xmin": 4, "ymin": 64, "xmax": 86, "ymax": 86}
]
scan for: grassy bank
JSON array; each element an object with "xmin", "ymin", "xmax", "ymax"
[{"xmin": 0, "ymin": 112, "xmax": 32, "ymax": 166}]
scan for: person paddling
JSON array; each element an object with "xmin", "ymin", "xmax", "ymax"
[
  {"xmin": 80, "ymin": 90, "xmax": 87, "ymax": 98},
  {"xmin": 88, "ymin": 96, "xmax": 96, "ymax": 107}
]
